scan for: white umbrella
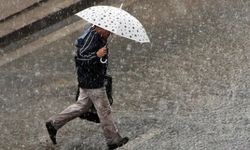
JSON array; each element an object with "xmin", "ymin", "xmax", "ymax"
[{"xmin": 76, "ymin": 5, "xmax": 150, "ymax": 43}]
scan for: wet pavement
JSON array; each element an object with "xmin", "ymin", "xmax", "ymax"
[
  {"xmin": 1, "ymin": 0, "xmax": 250, "ymax": 149},
  {"xmin": 0, "ymin": 0, "xmax": 42, "ymax": 21}
]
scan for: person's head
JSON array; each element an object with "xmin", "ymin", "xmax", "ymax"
[{"xmin": 94, "ymin": 26, "xmax": 111, "ymax": 40}]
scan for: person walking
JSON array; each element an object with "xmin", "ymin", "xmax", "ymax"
[{"xmin": 45, "ymin": 25, "xmax": 129, "ymax": 150}]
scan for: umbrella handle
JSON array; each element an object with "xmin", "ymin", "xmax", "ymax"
[
  {"xmin": 100, "ymin": 57, "xmax": 108, "ymax": 64},
  {"xmin": 100, "ymin": 44, "xmax": 109, "ymax": 64}
]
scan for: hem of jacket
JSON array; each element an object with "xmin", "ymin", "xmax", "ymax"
[{"xmin": 78, "ymin": 85, "xmax": 105, "ymax": 89}]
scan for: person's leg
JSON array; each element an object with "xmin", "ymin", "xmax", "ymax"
[
  {"xmin": 46, "ymin": 88, "xmax": 93, "ymax": 144},
  {"xmin": 48, "ymin": 88, "xmax": 92, "ymax": 130},
  {"xmin": 88, "ymin": 87, "xmax": 128, "ymax": 147}
]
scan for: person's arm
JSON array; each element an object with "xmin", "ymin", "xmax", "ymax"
[
  {"xmin": 76, "ymin": 31, "xmax": 99, "ymax": 64},
  {"xmin": 96, "ymin": 47, "xmax": 107, "ymax": 58},
  {"xmin": 78, "ymin": 46, "xmax": 107, "ymax": 64}
]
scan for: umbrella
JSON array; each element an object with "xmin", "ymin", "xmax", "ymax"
[{"xmin": 75, "ymin": 5, "xmax": 150, "ymax": 43}]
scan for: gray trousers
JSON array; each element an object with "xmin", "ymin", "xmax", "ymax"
[{"xmin": 48, "ymin": 87, "xmax": 122, "ymax": 144}]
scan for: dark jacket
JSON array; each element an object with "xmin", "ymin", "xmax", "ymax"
[{"xmin": 75, "ymin": 27, "xmax": 107, "ymax": 89}]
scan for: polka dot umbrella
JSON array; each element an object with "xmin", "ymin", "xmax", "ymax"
[{"xmin": 75, "ymin": 5, "xmax": 150, "ymax": 43}]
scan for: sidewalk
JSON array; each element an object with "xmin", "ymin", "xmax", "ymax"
[
  {"xmin": 0, "ymin": 0, "xmax": 104, "ymax": 47},
  {"xmin": 0, "ymin": 0, "xmax": 47, "ymax": 21}
]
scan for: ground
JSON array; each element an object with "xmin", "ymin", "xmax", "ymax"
[{"xmin": 1, "ymin": 0, "xmax": 250, "ymax": 149}]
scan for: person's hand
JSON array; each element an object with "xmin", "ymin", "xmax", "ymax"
[{"xmin": 96, "ymin": 47, "xmax": 107, "ymax": 58}]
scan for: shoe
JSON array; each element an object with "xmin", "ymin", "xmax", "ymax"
[
  {"xmin": 107, "ymin": 137, "xmax": 129, "ymax": 150},
  {"xmin": 45, "ymin": 121, "xmax": 57, "ymax": 144},
  {"xmin": 79, "ymin": 112, "xmax": 100, "ymax": 123}
]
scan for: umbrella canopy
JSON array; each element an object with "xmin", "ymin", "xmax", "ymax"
[{"xmin": 76, "ymin": 5, "xmax": 150, "ymax": 43}]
